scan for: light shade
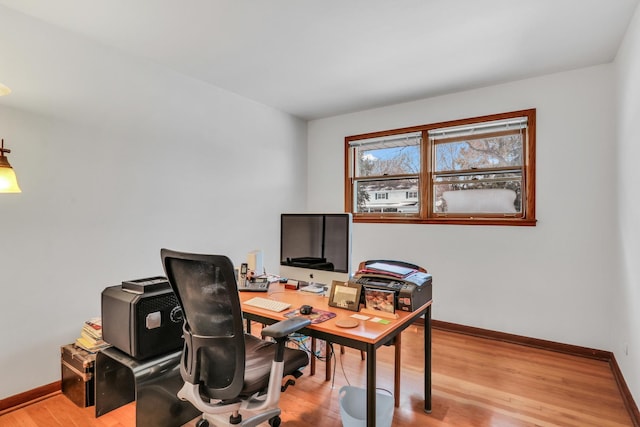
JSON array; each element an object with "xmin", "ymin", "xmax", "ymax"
[
  {"xmin": 0, "ymin": 139, "xmax": 21, "ymax": 193},
  {"xmin": 0, "ymin": 163, "xmax": 21, "ymax": 193}
]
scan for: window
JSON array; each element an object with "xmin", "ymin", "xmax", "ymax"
[{"xmin": 345, "ymin": 109, "xmax": 536, "ymax": 225}]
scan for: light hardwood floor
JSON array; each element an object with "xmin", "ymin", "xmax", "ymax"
[{"xmin": 0, "ymin": 325, "xmax": 634, "ymax": 426}]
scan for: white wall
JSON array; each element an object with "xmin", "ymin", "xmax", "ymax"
[
  {"xmin": 614, "ymin": 3, "xmax": 640, "ymax": 406},
  {"xmin": 308, "ymin": 66, "xmax": 618, "ymax": 352},
  {"xmin": 0, "ymin": 10, "xmax": 307, "ymax": 399}
]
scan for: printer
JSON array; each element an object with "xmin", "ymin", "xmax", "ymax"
[{"xmin": 349, "ymin": 260, "xmax": 432, "ymax": 312}]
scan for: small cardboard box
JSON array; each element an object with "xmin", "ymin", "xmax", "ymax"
[{"xmin": 61, "ymin": 344, "xmax": 96, "ymax": 407}]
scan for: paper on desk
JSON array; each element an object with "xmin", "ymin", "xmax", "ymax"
[{"xmin": 351, "ymin": 313, "xmax": 370, "ymax": 320}]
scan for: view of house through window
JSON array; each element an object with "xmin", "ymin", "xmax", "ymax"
[
  {"xmin": 350, "ymin": 131, "xmax": 421, "ymax": 214},
  {"xmin": 345, "ymin": 109, "xmax": 536, "ymax": 225}
]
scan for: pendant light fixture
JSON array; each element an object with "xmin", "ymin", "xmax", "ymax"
[
  {"xmin": 0, "ymin": 82, "xmax": 21, "ymax": 193},
  {"xmin": 0, "ymin": 139, "xmax": 21, "ymax": 193}
]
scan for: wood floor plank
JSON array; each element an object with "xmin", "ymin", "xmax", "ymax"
[{"xmin": 0, "ymin": 326, "xmax": 634, "ymax": 426}]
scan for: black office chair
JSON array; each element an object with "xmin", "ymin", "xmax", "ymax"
[{"xmin": 161, "ymin": 249, "xmax": 311, "ymax": 427}]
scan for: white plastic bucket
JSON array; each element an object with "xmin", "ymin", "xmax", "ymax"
[{"xmin": 339, "ymin": 386, "xmax": 394, "ymax": 427}]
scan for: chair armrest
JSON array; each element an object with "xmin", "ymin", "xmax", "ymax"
[{"xmin": 262, "ymin": 316, "xmax": 311, "ymax": 339}]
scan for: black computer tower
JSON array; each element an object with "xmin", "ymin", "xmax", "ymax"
[{"xmin": 101, "ymin": 277, "xmax": 184, "ymax": 360}]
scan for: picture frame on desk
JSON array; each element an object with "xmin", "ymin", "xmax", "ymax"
[
  {"xmin": 364, "ymin": 288, "xmax": 395, "ymax": 314},
  {"xmin": 328, "ymin": 280, "xmax": 362, "ymax": 312},
  {"xmin": 361, "ymin": 287, "xmax": 399, "ymax": 319}
]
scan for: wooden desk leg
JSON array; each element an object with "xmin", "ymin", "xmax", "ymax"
[
  {"xmin": 424, "ymin": 306, "xmax": 432, "ymax": 413},
  {"xmin": 394, "ymin": 333, "xmax": 401, "ymax": 407},
  {"xmin": 325, "ymin": 341, "xmax": 331, "ymax": 381},
  {"xmin": 310, "ymin": 338, "xmax": 316, "ymax": 376},
  {"xmin": 366, "ymin": 343, "xmax": 376, "ymax": 427},
  {"xmin": 340, "ymin": 345, "xmax": 365, "ymax": 360}
]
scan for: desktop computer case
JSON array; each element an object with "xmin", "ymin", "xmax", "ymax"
[
  {"xmin": 101, "ymin": 279, "xmax": 184, "ymax": 360},
  {"xmin": 60, "ymin": 344, "xmax": 96, "ymax": 407}
]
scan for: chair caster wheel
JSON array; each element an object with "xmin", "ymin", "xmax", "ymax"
[
  {"xmin": 269, "ymin": 416, "xmax": 281, "ymax": 427},
  {"xmin": 195, "ymin": 419, "xmax": 209, "ymax": 427}
]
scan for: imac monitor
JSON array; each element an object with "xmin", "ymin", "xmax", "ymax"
[{"xmin": 279, "ymin": 213, "xmax": 352, "ymax": 287}]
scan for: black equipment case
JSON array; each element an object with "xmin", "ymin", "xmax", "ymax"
[
  {"xmin": 101, "ymin": 277, "xmax": 184, "ymax": 360},
  {"xmin": 60, "ymin": 344, "xmax": 96, "ymax": 407}
]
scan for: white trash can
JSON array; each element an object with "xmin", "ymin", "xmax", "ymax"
[{"xmin": 339, "ymin": 386, "xmax": 394, "ymax": 427}]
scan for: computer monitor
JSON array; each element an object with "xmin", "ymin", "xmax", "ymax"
[{"xmin": 279, "ymin": 213, "xmax": 352, "ymax": 287}]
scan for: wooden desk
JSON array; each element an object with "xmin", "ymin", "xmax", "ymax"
[{"xmin": 240, "ymin": 284, "xmax": 432, "ymax": 427}]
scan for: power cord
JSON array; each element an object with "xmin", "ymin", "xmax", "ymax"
[
  {"xmin": 337, "ymin": 344, "xmax": 351, "ymax": 387},
  {"xmin": 288, "ymin": 334, "xmax": 333, "ymax": 362}
]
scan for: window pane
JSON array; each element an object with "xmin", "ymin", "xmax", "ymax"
[
  {"xmin": 433, "ymin": 173, "xmax": 522, "ymax": 214},
  {"xmin": 354, "ymin": 178, "xmax": 419, "ymax": 213},
  {"xmin": 354, "ymin": 141, "xmax": 420, "ymax": 177},
  {"xmin": 434, "ymin": 132, "xmax": 523, "ymax": 173}
]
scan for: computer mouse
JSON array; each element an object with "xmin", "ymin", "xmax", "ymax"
[{"xmin": 300, "ymin": 305, "xmax": 313, "ymax": 315}]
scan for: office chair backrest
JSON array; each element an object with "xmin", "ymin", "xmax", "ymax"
[{"xmin": 161, "ymin": 249, "xmax": 245, "ymax": 400}]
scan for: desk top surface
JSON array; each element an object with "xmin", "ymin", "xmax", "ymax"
[{"xmin": 239, "ymin": 283, "xmax": 431, "ymax": 345}]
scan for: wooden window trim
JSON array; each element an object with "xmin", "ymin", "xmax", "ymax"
[{"xmin": 344, "ymin": 109, "xmax": 537, "ymax": 226}]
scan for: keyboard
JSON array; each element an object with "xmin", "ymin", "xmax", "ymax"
[{"xmin": 243, "ymin": 297, "xmax": 291, "ymax": 313}]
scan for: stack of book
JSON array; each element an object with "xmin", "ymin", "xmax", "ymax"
[{"xmin": 75, "ymin": 317, "xmax": 110, "ymax": 352}]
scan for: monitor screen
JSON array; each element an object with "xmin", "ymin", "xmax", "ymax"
[{"xmin": 279, "ymin": 213, "xmax": 352, "ymax": 285}]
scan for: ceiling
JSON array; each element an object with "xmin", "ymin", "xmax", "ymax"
[{"xmin": 0, "ymin": 0, "xmax": 638, "ymax": 120}]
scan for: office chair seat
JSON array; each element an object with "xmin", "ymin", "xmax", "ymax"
[{"xmin": 241, "ymin": 333, "xmax": 308, "ymax": 397}]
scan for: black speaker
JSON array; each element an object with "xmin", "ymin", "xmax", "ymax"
[{"xmin": 101, "ymin": 277, "xmax": 184, "ymax": 360}]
